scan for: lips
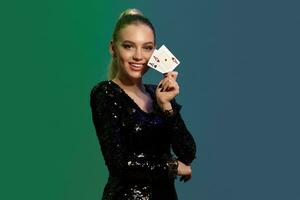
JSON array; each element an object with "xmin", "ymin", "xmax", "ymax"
[{"xmin": 129, "ymin": 62, "xmax": 145, "ymax": 71}]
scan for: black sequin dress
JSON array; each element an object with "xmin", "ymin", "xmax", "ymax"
[{"xmin": 90, "ymin": 80, "xmax": 196, "ymax": 200}]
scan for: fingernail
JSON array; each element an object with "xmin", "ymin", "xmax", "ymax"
[{"xmin": 160, "ymin": 88, "xmax": 163, "ymax": 92}]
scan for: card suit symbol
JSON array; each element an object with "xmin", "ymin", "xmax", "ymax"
[{"xmin": 172, "ymin": 57, "xmax": 178, "ymax": 64}]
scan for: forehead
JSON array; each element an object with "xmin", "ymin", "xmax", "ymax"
[{"xmin": 118, "ymin": 23, "xmax": 154, "ymax": 44}]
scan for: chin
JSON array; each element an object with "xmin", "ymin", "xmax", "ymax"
[
  {"xmin": 128, "ymin": 72, "xmax": 143, "ymax": 79},
  {"xmin": 125, "ymin": 67, "xmax": 147, "ymax": 78}
]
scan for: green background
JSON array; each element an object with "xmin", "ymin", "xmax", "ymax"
[{"xmin": 1, "ymin": 0, "xmax": 300, "ymax": 199}]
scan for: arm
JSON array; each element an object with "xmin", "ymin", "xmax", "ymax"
[
  {"xmin": 90, "ymin": 84, "xmax": 178, "ymax": 183},
  {"xmin": 154, "ymin": 97, "xmax": 197, "ymax": 165}
]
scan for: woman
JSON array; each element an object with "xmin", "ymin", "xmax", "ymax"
[{"xmin": 90, "ymin": 8, "xmax": 196, "ymax": 200}]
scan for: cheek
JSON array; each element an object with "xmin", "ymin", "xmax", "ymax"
[
  {"xmin": 118, "ymin": 50, "xmax": 132, "ymax": 61},
  {"xmin": 115, "ymin": 52, "xmax": 128, "ymax": 64}
]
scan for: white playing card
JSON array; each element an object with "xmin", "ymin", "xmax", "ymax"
[
  {"xmin": 147, "ymin": 49, "xmax": 166, "ymax": 73},
  {"xmin": 157, "ymin": 45, "xmax": 180, "ymax": 72}
]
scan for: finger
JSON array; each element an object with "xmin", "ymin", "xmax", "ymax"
[
  {"xmin": 159, "ymin": 73, "xmax": 179, "ymax": 92},
  {"xmin": 171, "ymin": 71, "xmax": 178, "ymax": 80},
  {"xmin": 159, "ymin": 76, "xmax": 172, "ymax": 86},
  {"xmin": 164, "ymin": 80, "xmax": 179, "ymax": 92},
  {"xmin": 184, "ymin": 174, "xmax": 192, "ymax": 182},
  {"xmin": 161, "ymin": 78, "xmax": 171, "ymax": 91},
  {"xmin": 157, "ymin": 79, "xmax": 165, "ymax": 89},
  {"xmin": 158, "ymin": 80, "xmax": 167, "ymax": 92},
  {"xmin": 180, "ymin": 175, "xmax": 187, "ymax": 182},
  {"xmin": 159, "ymin": 78, "xmax": 169, "ymax": 92},
  {"xmin": 165, "ymin": 81, "xmax": 177, "ymax": 92},
  {"xmin": 180, "ymin": 175, "xmax": 191, "ymax": 182},
  {"xmin": 161, "ymin": 78, "xmax": 174, "ymax": 92},
  {"xmin": 157, "ymin": 79, "xmax": 166, "ymax": 91},
  {"xmin": 179, "ymin": 175, "xmax": 190, "ymax": 182},
  {"xmin": 180, "ymin": 176, "xmax": 184, "ymax": 182},
  {"xmin": 164, "ymin": 71, "xmax": 178, "ymax": 81}
]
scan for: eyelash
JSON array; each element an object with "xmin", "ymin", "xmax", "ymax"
[
  {"xmin": 122, "ymin": 44, "xmax": 153, "ymax": 51},
  {"xmin": 144, "ymin": 46, "xmax": 153, "ymax": 51},
  {"xmin": 123, "ymin": 44, "xmax": 133, "ymax": 49}
]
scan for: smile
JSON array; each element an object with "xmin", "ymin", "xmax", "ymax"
[{"xmin": 129, "ymin": 63, "xmax": 145, "ymax": 71}]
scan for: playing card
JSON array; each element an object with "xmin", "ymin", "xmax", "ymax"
[
  {"xmin": 147, "ymin": 49, "xmax": 166, "ymax": 73},
  {"xmin": 157, "ymin": 45, "xmax": 180, "ymax": 72}
]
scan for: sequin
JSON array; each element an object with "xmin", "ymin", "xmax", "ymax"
[
  {"xmin": 134, "ymin": 124, "xmax": 142, "ymax": 132},
  {"xmin": 90, "ymin": 80, "xmax": 196, "ymax": 200}
]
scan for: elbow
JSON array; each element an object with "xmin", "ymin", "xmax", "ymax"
[{"xmin": 178, "ymin": 143, "xmax": 197, "ymax": 165}]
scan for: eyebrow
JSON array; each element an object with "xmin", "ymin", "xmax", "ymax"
[{"xmin": 122, "ymin": 40, "xmax": 154, "ymax": 45}]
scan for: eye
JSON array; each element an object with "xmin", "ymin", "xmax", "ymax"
[
  {"xmin": 122, "ymin": 44, "xmax": 134, "ymax": 49},
  {"xmin": 143, "ymin": 45, "xmax": 154, "ymax": 51}
]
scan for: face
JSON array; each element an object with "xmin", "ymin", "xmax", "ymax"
[{"xmin": 110, "ymin": 23, "xmax": 155, "ymax": 80}]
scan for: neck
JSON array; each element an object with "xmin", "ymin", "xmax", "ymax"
[{"xmin": 112, "ymin": 76, "xmax": 145, "ymax": 93}]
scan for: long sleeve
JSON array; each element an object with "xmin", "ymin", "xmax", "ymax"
[
  {"xmin": 168, "ymin": 99, "xmax": 197, "ymax": 165},
  {"xmin": 90, "ymin": 83, "xmax": 178, "ymax": 183},
  {"xmin": 152, "ymin": 88, "xmax": 197, "ymax": 165}
]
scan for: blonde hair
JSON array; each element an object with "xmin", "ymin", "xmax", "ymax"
[
  {"xmin": 118, "ymin": 8, "xmax": 143, "ymax": 19},
  {"xmin": 107, "ymin": 8, "xmax": 156, "ymax": 79}
]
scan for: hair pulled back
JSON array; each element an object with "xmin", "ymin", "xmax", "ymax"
[{"xmin": 108, "ymin": 8, "xmax": 156, "ymax": 79}]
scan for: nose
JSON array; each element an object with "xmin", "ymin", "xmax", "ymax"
[{"xmin": 133, "ymin": 48, "xmax": 143, "ymax": 61}]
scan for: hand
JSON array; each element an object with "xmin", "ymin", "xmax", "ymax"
[
  {"xmin": 177, "ymin": 160, "xmax": 192, "ymax": 182},
  {"xmin": 155, "ymin": 71, "xmax": 180, "ymax": 107}
]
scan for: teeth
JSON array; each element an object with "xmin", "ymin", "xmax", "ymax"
[{"xmin": 131, "ymin": 63, "xmax": 143, "ymax": 67}]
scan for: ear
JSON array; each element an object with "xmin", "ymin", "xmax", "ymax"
[{"xmin": 109, "ymin": 40, "xmax": 116, "ymax": 58}]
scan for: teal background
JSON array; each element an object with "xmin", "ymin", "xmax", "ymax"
[{"xmin": 1, "ymin": 0, "xmax": 299, "ymax": 199}]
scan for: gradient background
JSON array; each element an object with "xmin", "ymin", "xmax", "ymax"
[{"xmin": 1, "ymin": 0, "xmax": 300, "ymax": 199}]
